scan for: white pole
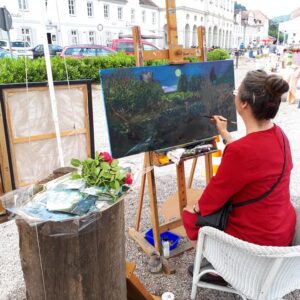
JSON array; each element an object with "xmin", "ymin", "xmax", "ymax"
[{"xmin": 39, "ymin": 0, "xmax": 64, "ymax": 167}]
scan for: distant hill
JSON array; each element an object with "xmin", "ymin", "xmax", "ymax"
[{"xmin": 271, "ymin": 15, "xmax": 290, "ymax": 24}]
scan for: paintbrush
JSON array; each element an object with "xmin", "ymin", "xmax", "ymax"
[{"xmin": 201, "ymin": 115, "xmax": 237, "ymax": 125}]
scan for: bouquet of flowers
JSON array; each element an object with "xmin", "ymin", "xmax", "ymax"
[{"xmin": 70, "ymin": 151, "xmax": 133, "ymax": 201}]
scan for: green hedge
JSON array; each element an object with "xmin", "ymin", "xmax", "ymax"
[
  {"xmin": 0, "ymin": 50, "xmax": 229, "ymax": 84},
  {"xmin": 0, "ymin": 53, "xmax": 168, "ymax": 84},
  {"xmin": 207, "ymin": 49, "xmax": 230, "ymax": 61}
]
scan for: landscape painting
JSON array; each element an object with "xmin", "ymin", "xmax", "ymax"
[{"xmin": 100, "ymin": 61, "xmax": 236, "ymax": 158}]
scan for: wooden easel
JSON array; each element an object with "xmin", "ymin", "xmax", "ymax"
[
  {"xmin": 128, "ymin": 0, "xmax": 217, "ymax": 272},
  {"xmin": 126, "ymin": 262, "xmax": 160, "ymax": 300}
]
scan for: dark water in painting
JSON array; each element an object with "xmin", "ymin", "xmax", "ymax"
[{"xmin": 100, "ymin": 61, "xmax": 236, "ymax": 158}]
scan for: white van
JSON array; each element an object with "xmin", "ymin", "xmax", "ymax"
[{"xmin": 0, "ymin": 40, "xmax": 33, "ymax": 58}]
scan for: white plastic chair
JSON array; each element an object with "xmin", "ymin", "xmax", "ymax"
[{"xmin": 191, "ymin": 206, "xmax": 300, "ymax": 300}]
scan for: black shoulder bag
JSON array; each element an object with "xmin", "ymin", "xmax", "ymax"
[{"xmin": 195, "ymin": 129, "xmax": 286, "ymax": 231}]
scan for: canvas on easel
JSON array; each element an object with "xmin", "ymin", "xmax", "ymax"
[
  {"xmin": 100, "ymin": 61, "xmax": 236, "ymax": 158},
  {"xmin": 0, "ymin": 80, "xmax": 94, "ymax": 190}
]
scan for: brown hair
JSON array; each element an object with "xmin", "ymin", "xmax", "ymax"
[{"xmin": 238, "ymin": 70, "xmax": 289, "ymax": 120}]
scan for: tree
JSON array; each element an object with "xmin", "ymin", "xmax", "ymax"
[
  {"xmin": 177, "ymin": 74, "xmax": 188, "ymax": 92},
  {"xmin": 234, "ymin": 2, "xmax": 247, "ymax": 11},
  {"xmin": 210, "ymin": 67, "xmax": 217, "ymax": 85},
  {"xmin": 268, "ymin": 20, "xmax": 284, "ymax": 43}
]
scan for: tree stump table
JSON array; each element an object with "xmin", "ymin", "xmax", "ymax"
[{"xmin": 16, "ymin": 199, "xmax": 126, "ymax": 300}]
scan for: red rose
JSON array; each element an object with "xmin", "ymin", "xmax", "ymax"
[
  {"xmin": 99, "ymin": 152, "xmax": 113, "ymax": 164},
  {"xmin": 124, "ymin": 173, "xmax": 133, "ymax": 185}
]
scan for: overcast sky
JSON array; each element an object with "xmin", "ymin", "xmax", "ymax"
[{"xmin": 238, "ymin": 0, "xmax": 299, "ymax": 18}]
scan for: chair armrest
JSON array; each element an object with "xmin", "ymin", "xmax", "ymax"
[
  {"xmin": 293, "ymin": 206, "xmax": 300, "ymax": 246},
  {"xmin": 199, "ymin": 226, "xmax": 300, "ymax": 258}
]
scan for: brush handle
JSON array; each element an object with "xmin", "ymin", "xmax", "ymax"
[{"xmin": 202, "ymin": 115, "xmax": 237, "ymax": 125}]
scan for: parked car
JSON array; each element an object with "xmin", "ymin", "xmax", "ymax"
[
  {"xmin": 60, "ymin": 45, "xmax": 116, "ymax": 58},
  {"xmin": 0, "ymin": 40, "xmax": 33, "ymax": 58},
  {"xmin": 0, "ymin": 48, "xmax": 18, "ymax": 59},
  {"xmin": 31, "ymin": 44, "xmax": 63, "ymax": 58},
  {"xmin": 110, "ymin": 39, "xmax": 159, "ymax": 54}
]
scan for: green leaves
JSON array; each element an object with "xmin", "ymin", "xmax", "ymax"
[
  {"xmin": 71, "ymin": 173, "xmax": 82, "ymax": 180},
  {"xmin": 0, "ymin": 53, "xmax": 167, "ymax": 84},
  {"xmin": 207, "ymin": 49, "xmax": 230, "ymax": 61},
  {"xmin": 71, "ymin": 158, "xmax": 81, "ymax": 167},
  {"xmin": 70, "ymin": 152, "xmax": 130, "ymax": 200}
]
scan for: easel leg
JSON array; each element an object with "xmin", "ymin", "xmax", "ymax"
[
  {"xmin": 187, "ymin": 157, "xmax": 198, "ymax": 189},
  {"xmin": 176, "ymin": 161, "xmax": 187, "ymax": 215},
  {"xmin": 205, "ymin": 153, "xmax": 213, "ymax": 185},
  {"xmin": 135, "ymin": 155, "xmax": 147, "ymax": 231},
  {"xmin": 145, "ymin": 152, "xmax": 161, "ymax": 253}
]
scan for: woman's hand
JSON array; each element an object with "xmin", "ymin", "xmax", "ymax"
[
  {"xmin": 211, "ymin": 115, "xmax": 228, "ymax": 136},
  {"xmin": 211, "ymin": 115, "xmax": 234, "ymax": 145},
  {"xmin": 183, "ymin": 203, "xmax": 199, "ymax": 214}
]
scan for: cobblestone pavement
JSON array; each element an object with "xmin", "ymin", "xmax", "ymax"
[{"xmin": 0, "ymin": 58, "xmax": 300, "ymax": 300}]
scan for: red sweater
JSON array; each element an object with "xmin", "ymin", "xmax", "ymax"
[{"xmin": 183, "ymin": 124, "xmax": 296, "ymax": 246}]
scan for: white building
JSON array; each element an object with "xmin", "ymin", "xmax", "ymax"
[
  {"xmin": 279, "ymin": 7, "xmax": 300, "ymax": 45},
  {"xmin": 153, "ymin": 0, "xmax": 235, "ymax": 49},
  {"xmin": 233, "ymin": 11, "xmax": 244, "ymax": 48},
  {"xmin": 0, "ymin": 0, "xmax": 160, "ymax": 47},
  {"xmin": 232, "ymin": 10, "xmax": 269, "ymax": 48},
  {"xmin": 0, "ymin": 0, "xmax": 267, "ymax": 50}
]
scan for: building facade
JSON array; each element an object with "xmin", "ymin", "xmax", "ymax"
[
  {"xmin": 0, "ymin": 0, "xmax": 268, "ymax": 49},
  {"xmin": 153, "ymin": 0, "xmax": 235, "ymax": 49},
  {"xmin": 232, "ymin": 10, "xmax": 269, "ymax": 48},
  {"xmin": 0, "ymin": 0, "xmax": 160, "ymax": 47},
  {"xmin": 279, "ymin": 7, "xmax": 300, "ymax": 45}
]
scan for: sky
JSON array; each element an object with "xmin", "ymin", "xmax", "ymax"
[{"xmin": 237, "ymin": 0, "xmax": 299, "ymax": 18}]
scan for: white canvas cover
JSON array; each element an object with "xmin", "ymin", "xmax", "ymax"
[{"xmin": 3, "ymin": 84, "xmax": 91, "ymax": 186}]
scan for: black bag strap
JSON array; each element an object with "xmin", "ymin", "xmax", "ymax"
[{"xmin": 233, "ymin": 127, "xmax": 286, "ymax": 208}]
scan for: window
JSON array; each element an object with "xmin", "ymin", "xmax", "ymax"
[
  {"xmin": 96, "ymin": 48, "xmax": 112, "ymax": 56},
  {"xmin": 21, "ymin": 28, "xmax": 32, "ymax": 45},
  {"xmin": 131, "ymin": 9, "xmax": 135, "ymax": 23},
  {"xmin": 65, "ymin": 47, "xmax": 81, "ymax": 55},
  {"xmin": 194, "ymin": 15, "xmax": 197, "ymax": 21},
  {"xmin": 11, "ymin": 41, "xmax": 30, "ymax": 47},
  {"xmin": 45, "ymin": 0, "xmax": 48, "ymax": 8},
  {"xmin": 18, "ymin": 0, "xmax": 28, "ymax": 10},
  {"xmin": 0, "ymin": 41, "xmax": 8, "ymax": 47},
  {"xmin": 68, "ymin": 0, "xmax": 76, "ymax": 15},
  {"xmin": 117, "ymin": 7, "xmax": 123, "ymax": 20},
  {"xmin": 104, "ymin": 4, "xmax": 109, "ymax": 19},
  {"xmin": 71, "ymin": 30, "xmax": 78, "ymax": 44},
  {"xmin": 82, "ymin": 48, "xmax": 97, "ymax": 56},
  {"xmin": 87, "ymin": 1, "xmax": 93, "ymax": 17},
  {"xmin": 88, "ymin": 31, "xmax": 96, "ymax": 44},
  {"xmin": 143, "ymin": 43, "xmax": 158, "ymax": 51},
  {"xmin": 116, "ymin": 42, "xmax": 134, "ymax": 53},
  {"xmin": 105, "ymin": 31, "xmax": 112, "ymax": 46},
  {"xmin": 142, "ymin": 10, "xmax": 146, "ymax": 23},
  {"xmin": 152, "ymin": 12, "xmax": 156, "ymax": 25}
]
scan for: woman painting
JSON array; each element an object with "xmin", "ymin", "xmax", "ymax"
[{"xmin": 183, "ymin": 70, "xmax": 296, "ymax": 283}]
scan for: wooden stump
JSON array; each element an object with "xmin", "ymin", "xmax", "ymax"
[{"xmin": 16, "ymin": 200, "xmax": 126, "ymax": 300}]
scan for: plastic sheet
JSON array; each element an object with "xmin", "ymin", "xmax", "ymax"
[{"xmin": 0, "ymin": 172, "xmax": 132, "ymax": 236}]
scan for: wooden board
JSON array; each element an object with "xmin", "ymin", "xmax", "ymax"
[
  {"xmin": 126, "ymin": 262, "xmax": 160, "ymax": 300},
  {"xmin": 160, "ymin": 188, "xmax": 203, "ymax": 236}
]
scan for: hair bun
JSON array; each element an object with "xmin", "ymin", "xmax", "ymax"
[{"xmin": 265, "ymin": 75, "xmax": 289, "ymax": 96}]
